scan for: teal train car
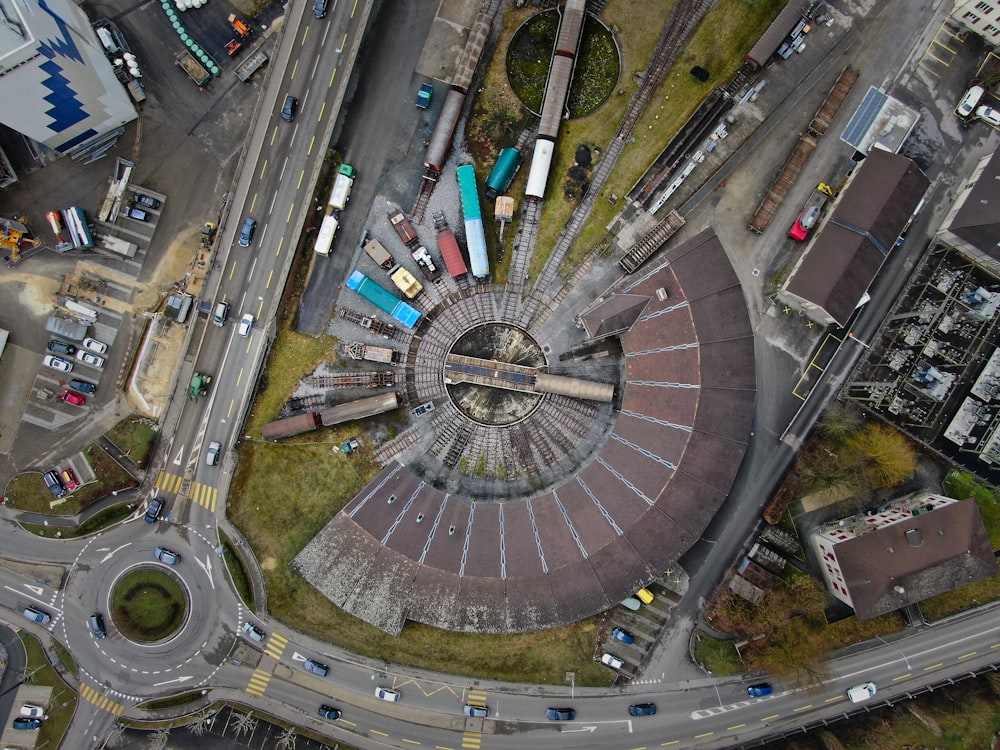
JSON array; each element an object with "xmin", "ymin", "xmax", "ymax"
[{"xmin": 484, "ymin": 147, "xmax": 523, "ymax": 200}]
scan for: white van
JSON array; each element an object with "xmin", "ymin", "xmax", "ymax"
[
  {"xmin": 212, "ymin": 301, "xmax": 229, "ymax": 327},
  {"xmin": 846, "ymin": 682, "xmax": 876, "ymax": 703},
  {"xmin": 956, "ymin": 85, "xmax": 985, "ymax": 118}
]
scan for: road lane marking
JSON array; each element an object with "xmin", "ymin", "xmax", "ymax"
[
  {"xmin": 793, "ymin": 704, "xmax": 812, "ymax": 712},
  {"xmin": 318, "ymin": 101, "xmax": 326, "ymax": 122},
  {"xmin": 259, "ymin": 160, "xmax": 267, "ymax": 179},
  {"xmin": 297, "ymin": 170, "xmax": 305, "ymax": 189},
  {"xmin": 351, "ymin": 0, "xmax": 358, "ymax": 16},
  {"xmin": 329, "ymin": 67, "xmax": 337, "ymax": 87},
  {"xmin": 291, "ymin": 59, "xmax": 299, "ymax": 79},
  {"xmin": 924, "ymin": 663, "xmax": 943, "ymax": 671},
  {"xmin": 959, "ymin": 652, "xmax": 978, "ymax": 660},
  {"xmin": 892, "ymin": 673, "xmax": 911, "ymax": 682},
  {"xmin": 759, "ymin": 715, "xmax": 779, "ymax": 722},
  {"xmin": 726, "ymin": 724, "xmax": 746, "ymax": 730},
  {"xmin": 270, "ymin": 126, "xmax": 278, "ymax": 145},
  {"xmin": 287, "ymin": 202, "xmax": 295, "ymax": 222},
  {"xmin": 300, "ymin": 26, "xmax": 308, "ymax": 45},
  {"xmin": 308, "ymin": 135, "xmax": 315, "ymax": 155}
]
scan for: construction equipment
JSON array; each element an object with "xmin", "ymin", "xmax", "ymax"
[
  {"xmin": 189, "ymin": 372, "xmax": 212, "ymax": 402},
  {"xmin": 341, "ymin": 437, "xmax": 360, "ymax": 454},
  {"xmin": 201, "ymin": 222, "xmax": 217, "ymax": 248},
  {"xmin": 0, "ymin": 215, "xmax": 41, "ymax": 265},
  {"xmin": 228, "ymin": 13, "xmax": 252, "ymax": 38}
]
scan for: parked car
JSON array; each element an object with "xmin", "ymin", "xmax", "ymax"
[
  {"xmin": 611, "ymin": 627, "xmax": 635, "ymax": 644},
  {"xmin": 304, "ymin": 659, "xmax": 328, "ymax": 676},
  {"xmin": 42, "ymin": 470, "xmax": 65, "ymax": 498},
  {"xmin": 956, "ymin": 85, "xmax": 985, "ymax": 117},
  {"xmin": 242, "ymin": 621, "xmax": 265, "ymax": 642},
  {"xmin": 628, "ymin": 703, "xmax": 657, "ymax": 716},
  {"xmin": 620, "ymin": 596, "xmax": 641, "ymax": 611},
  {"xmin": 60, "ymin": 468, "xmax": 78, "ymax": 491},
  {"xmin": 415, "ymin": 82, "xmax": 433, "ymax": 109},
  {"xmin": 82, "ymin": 337, "xmax": 108, "ymax": 354},
  {"xmin": 70, "ymin": 378, "xmax": 96, "ymax": 394},
  {"xmin": 47, "ymin": 339, "xmax": 77, "ymax": 356},
  {"xmin": 375, "ymin": 686, "xmax": 400, "ymax": 702},
  {"xmin": 635, "ymin": 588, "xmax": 654, "ymax": 604},
  {"xmin": 546, "ymin": 707, "xmax": 575, "ymax": 721},
  {"xmin": 601, "ymin": 652, "xmax": 624, "ymax": 670},
  {"xmin": 61, "ymin": 390, "xmax": 85, "ymax": 407},
  {"xmin": 22, "ymin": 607, "xmax": 50, "ymax": 624},
  {"xmin": 43, "ymin": 355, "xmax": 73, "ymax": 372},
  {"xmin": 76, "ymin": 350, "xmax": 104, "ymax": 368},
  {"xmin": 205, "ymin": 441, "xmax": 221, "ymax": 466},
  {"xmin": 463, "ymin": 704, "xmax": 488, "ymax": 717},
  {"xmin": 747, "ymin": 683, "xmax": 773, "ymax": 698},
  {"xmin": 237, "ymin": 313, "xmax": 254, "ymax": 337},
  {"xmin": 19, "ymin": 704, "xmax": 45, "ymax": 718},
  {"xmin": 12, "ymin": 717, "xmax": 42, "ymax": 730},
  {"xmin": 89, "ymin": 613, "xmax": 107, "ymax": 639},
  {"xmin": 317, "ymin": 705, "xmax": 341, "ymax": 720},
  {"xmin": 123, "ymin": 206, "xmax": 148, "ymax": 221},
  {"xmin": 134, "ymin": 193, "xmax": 161, "ymax": 209},
  {"xmin": 154, "ymin": 547, "xmax": 180, "ymax": 565},
  {"xmin": 144, "ymin": 497, "xmax": 163, "ymax": 523},
  {"xmin": 238, "ymin": 217, "xmax": 256, "ymax": 247},
  {"xmin": 977, "ymin": 105, "xmax": 1000, "ymax": 127}
]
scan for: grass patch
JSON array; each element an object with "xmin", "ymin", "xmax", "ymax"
[
  {"xmin": 112, "ymin": 567, "xmax": 187, "ymax": 642},
  {"xmin": 692, "ymin": 630, "xmax": 742, "ymax": 675},
  {"xmin": 219, "ymin": 530, "xmax": 254, "ymax": 609},
  {"xmin": 139, "ymin": 691, "xmax": 205, "ymax": 711},
  {"xmin": 19, "ymin": 632, "xmax": 77, "ymax": 748},
  {"xmin": 22, "ymin": 502, "xmax": 136, "ymax": 539},
  {"xmin": 104, "ymin": 415, "xmax": 159, "ymax": 470},
  {"xmin": 50, "ymin": 640, "xmax": 77, "ymax": 681}
]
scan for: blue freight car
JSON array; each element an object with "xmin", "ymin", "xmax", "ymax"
[{"xmin": 346, "ymin": 271, "xmax": 422, "ymax": 329}]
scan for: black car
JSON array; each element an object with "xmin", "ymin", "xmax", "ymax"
[
  {"xmin": 144, "ymin": 497, "xmax": 163, "ymax": 523},
  {"xmin": 47, "ymin": 339, "xmax": 77, "ymax": 356},
  {"xmin": 134, "ymin": 193, "xmax": 161, "ymax": 209},
  {"xmin": 12, "ymin": 717, "xmax": 42, "ymax": 730},
  {"xmin": 281, "ymin": 95, "xmax": 298, "ymax": 122},
  {"xmin": 546, "ymin": 707, "xmax": 575, "ymax": 721},
  {"xmin": 628, "ymin": 703, "xmax": 657, "ymax": 716},
  {"xmin": 318, "ymin": 705, "xmax": 341, "ymax": 720},
  {"xmin": 238, "ymin": 217, "xmax": 256, "ymax": 247},
  {"xmin": 70, "ymin": 378, "xmax": 96, "ymax": 394}
]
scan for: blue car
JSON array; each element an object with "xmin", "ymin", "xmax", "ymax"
[
  {"xmin": 612, "ymin": 627, "xmax": 635, "ymax": 644},
  {"xmin": 747, "ymin": 683, "xmax": 773, "ymax": 698}
]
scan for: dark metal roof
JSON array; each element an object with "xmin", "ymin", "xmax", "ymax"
[
  {"xmin": 941, "ymin": 147, "xmax": 1000, "ymax": 258},
  {"xmin": 746, "ymin": 1, "xmax": 808, "ymax": 66}
]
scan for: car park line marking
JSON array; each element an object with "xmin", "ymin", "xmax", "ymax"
[
  {"xmin": 329, "ymin": 67, "xmax": 337, "ymax": 88},
  {"xmin": 270, "ymin": 126, "xmax": 278, "ymax": 146},
  {"xmin": 259, "ymin": 160, "xmax": 267, "ymax": 180},
  {"xmin": 290, "ymin": 59, "xmax": 299, "ymax": 80},
  {"xmin": 318, "ymin": 101, "xmax": 327, "ymax": 122}
]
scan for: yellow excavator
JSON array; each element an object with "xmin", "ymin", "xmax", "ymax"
[{"xmin": 0, "ymin": 214, "xmax": 40, "ymax": 265}]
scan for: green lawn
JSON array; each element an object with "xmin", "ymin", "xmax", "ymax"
[{"xmin": 19, "ymin": 633, "xmax": 77, "ymax": 748}]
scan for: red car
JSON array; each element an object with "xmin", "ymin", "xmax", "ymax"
[
  {"xmin": 60, "ymin": 468, "xmax": 78, "ymax": 491},
  {"xmin": 60, "ymin": 390, "xmax": 85, "ymax": 407}
]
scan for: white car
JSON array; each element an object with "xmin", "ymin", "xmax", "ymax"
[
  {"xmin": 846, "ymin": 682, "xmax": 876, "ymax": 703},
  {"xmin": 375, "ymin": 686, "xmax": 400, "ymax": 702},
  {"xmin": 43, "ymin": 355, "xmax": 73, "ymax": 372},
  {"xmin": 956, "ymin": 85, "xmax": 984, "ymax": 117},
  {"xmin": 237, "ymin": 313, "xmax": 254, "ymax": 337},
  {"xmin": 600, "ymin": 652, "xmax": 624, "ymax": 670},
  {"xmin": 977, "ymin": 105, "xmax": 1000, "ymax": 127},
  {"xmin": 76, "ymin": 350, "xmax": 105, "ymax": 368},
  {"xmin": 82, "ymin": 337, "xmax": 108, "ymax": 354},
  {"xmin": 19, "ymin": 704, "xmax": 45, "ymax": 718},
  {"xmin": 242, "ymin": 621, "xmax": 265, "ymax": 642}
]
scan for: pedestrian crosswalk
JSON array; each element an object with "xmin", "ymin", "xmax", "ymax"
[
  {"xmin": 246, "ymin": 668, "xmax": 271, "ymax": 697},
  {"xmin": 79, "ymin": 682, "xmax": 125, "ymax": 715},
  {"xmin": 154, "ymin": 471, "xmax": 217, "ymax": 512},
  {"xmin": 462, "ymin": 730, "xmax": 482, "ymax": 749},
  {"xmin": 264, "ymin": 632, "xmax": 288, "ymax": 660}
]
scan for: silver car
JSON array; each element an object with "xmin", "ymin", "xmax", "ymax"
[{"xmin": 154, "ymin": 547, "xmax": 180, "ymax": 565}]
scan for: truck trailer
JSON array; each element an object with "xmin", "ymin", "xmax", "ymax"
[
  {"xmin": 330, "ymin": 164, "xmax": 356, "ymax": 211},
  {"xmin": 175, "ymin": 49, "xmax": 210, "ymax": 86}
]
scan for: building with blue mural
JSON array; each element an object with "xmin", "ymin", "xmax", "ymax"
[{"xmin": 0, "ymin": 0, "xmax": 136, "ymax": 155}]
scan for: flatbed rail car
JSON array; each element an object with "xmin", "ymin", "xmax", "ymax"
[
  {"xmin": 809, "ymin": 66, "xmax": 860, "ymax": 137},
  {"xmin": 345, "ymin": 270, "xmax": 422, "ymax": 329},
  {"xmin": 318, "ymin": 392, "xmax": 403, "ymax": 427},
  {"xmin": 619, "ymin": 210, "xmax": 686, "ymax": 273},
  {"xmin": 341, "ymin": 341, "xmax": 399, "ymax": 364},
  {"xmin": 339, "ymin": 307, "xmax": 397, "ymax": 338},
  {"xmin": 747, "ymin": 135, "xmax": 817, "ymax": 234}
]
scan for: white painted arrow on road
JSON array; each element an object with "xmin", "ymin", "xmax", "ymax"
[
  {"xmin": 154, "ymin": 675, "xmax": 193, "ymax": 687},
  {"xmin": 561, "ymin": 726, "xmax": 597, "ymax": 733},
  {"xmin": 101, "ymin": 543, "xmax": 131, "ymax": 565},
  {"xmin": 23, "ymin": 584, "xmax": 44, "ymax": 596},
  {"xmin": 196, "ymin": 555, "xmax": 214, "ymax": 589}
]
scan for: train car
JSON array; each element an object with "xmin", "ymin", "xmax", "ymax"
[
  {"xmin": 346, "ymin": 270, "xmax": 422, "ymax": 329},
  {"xmin": 484, "ymin": 148, "xmax": 523, "ymax": 200},
  {"xmin": 261, "ymin": 412, "xmax": 322, "ymax": 442},
  {"xmin": 424, "ymin": 88, "xmax": 466, "ymax": 173},
  {"xmin": 319, "ymin": 392, "xmax": 402, "ymax": 427},
  {"xmin": 456, "ymin": 165, "xmax": 489, "ymax": 278},
  {"xmin": 389, "ymin": 266, "xmax": 423, "ymax": 299},
  {"xmin": 436, "ymin": 225, "xmax": 468, "ymax": 278},
  {"xmin": 388, "ymin": 209, "xmax": 419, "ymax": 247},
  {"xmin": 525, "ymin": 140, "xmax": 555, "ymax": 200},
  {"xmin": 314, "ymin": 215, "xmax": 339, "ymax": 256}
]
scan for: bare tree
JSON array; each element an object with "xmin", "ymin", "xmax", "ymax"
[
  {"xmin": 232, "ymin": 710, "xmax": 257, "ymax": 737},
  {"xmin": 276, "ymin": 726, "xmax": 297, "ymax": 750},
  {"xmin": 102, "ymin": 722, "xmax": 126, "ymax": 749},
  {"xmin": 189, "ymin": 710, "xmax": 215, "ymax": 736},
  {"xmin": 147, "ymin": 727, "xmax": 170, "ymax": 750}
]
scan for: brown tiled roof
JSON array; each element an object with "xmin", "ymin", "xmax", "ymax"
[
  {"xmin": 837, "ymin": 499, "xmax": 997, "ymax": 620},
  {"xmin": 293, "ymin": 229, "xmax": 756, "ymax": 634}
]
